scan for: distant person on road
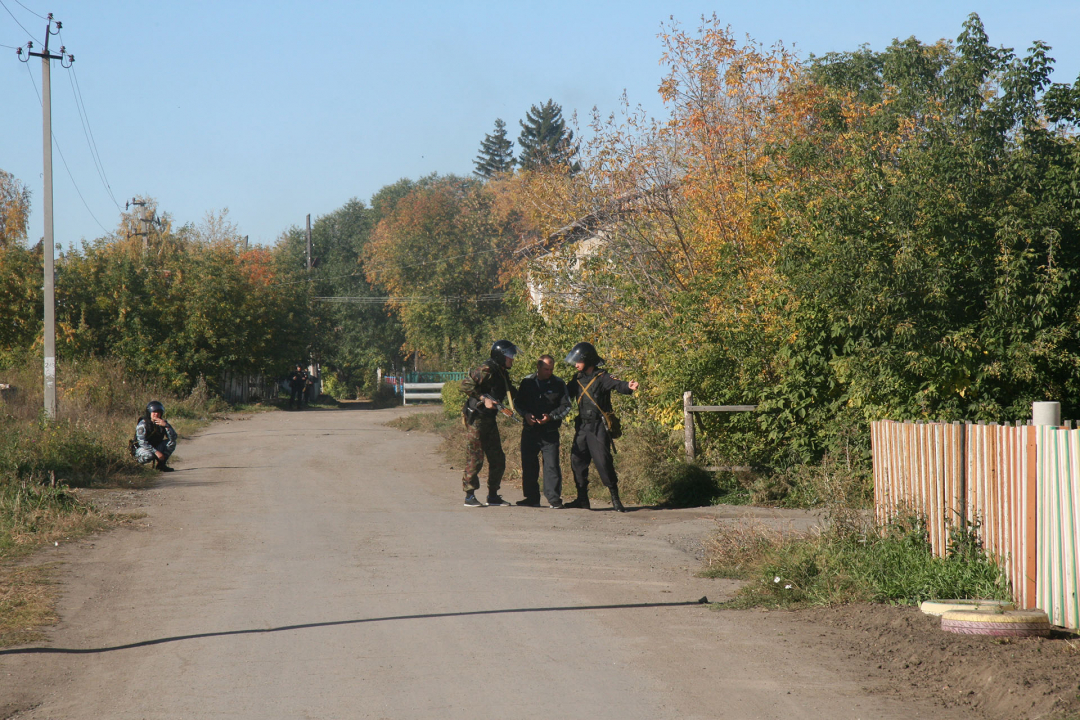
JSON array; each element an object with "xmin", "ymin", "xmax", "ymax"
[
  {"xmin": 460, "ymin": 340, "xmax": 518, "ymax": 508},
  {"xmin": 133, "ymin": 400, "xmax": 178, "ymax": 472},
  {"xmin": 564, "ymin": 342, "xmax": 638, "ymax": 512},
  {"xmin": 516, "ymin": 354, "xmax": 570, "ymax": 509},
  {"xmin": 288, "ymin": 364, "xmax": 308, "ymax": 409}
]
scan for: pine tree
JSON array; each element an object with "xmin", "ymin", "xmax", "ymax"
[
  {"xmin": 517, "ymin": 99, "xmax": 577, "ymax": 171},
  {"xmin": 473, "ymin": 119, "xmax": 516, "ymax": 179}
]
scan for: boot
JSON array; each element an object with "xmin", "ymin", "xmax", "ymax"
[
  {"xmin": 563, "ymin": 491, "xmax": 591, "ymax": 509},
  {"xmin": 609, "ymin": 487, "xmax": 626, "ymax": 513},
  {"xmin": 155, "ymin": 457, "xmax": 175, "ymax": 473}
]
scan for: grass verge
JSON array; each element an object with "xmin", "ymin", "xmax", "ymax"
[
  {"xmin": 703, "ymin": 515, "xmax": 1012, "ymax": 608},
  {"xmin": 0, "ymin": 353, "xmax": 232, "ymax": 646},
  {"xmin": 0, "ymin": 564, "xmax": 60, "ymax": 646}
]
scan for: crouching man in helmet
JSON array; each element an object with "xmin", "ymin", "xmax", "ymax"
[
  {"xmin": 564, "ymin": 342, "xmax": 639, "ymax": 512},
  {"xmin": 133, "ymin": 400, "xmax": 178, "ymax": 472},
  {"xmin": 459, "ymin": 340, "xmax": 518, "ymax": 508}
]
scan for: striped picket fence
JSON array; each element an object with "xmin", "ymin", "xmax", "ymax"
[
  {"xmin": 1036, "ymin": 426, "xmax": 1080, "ymax": 629},
  {"xmin": 872, "ymin": 419, "xmax": 1080, "ymax": 628},
  {"xmin": 870, "ymin": 420, "xmax": 1035, "ymax": 610}
]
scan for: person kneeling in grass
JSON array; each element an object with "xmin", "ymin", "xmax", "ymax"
[{"xmin": 133, "ymin": 400, "xmax": 178, "ymax": 472}]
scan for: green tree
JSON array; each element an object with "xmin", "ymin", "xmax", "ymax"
[
  {"xmin": 763, "ymin": 13, "xmax": 1080, "ymax": 463},
  {"xmin": 0, "ymin": 169, "xmax": 31, "ymax": 247},
  {"xmin": 474, "ymin": 118, "xmax": 516, "ymax": 178},
  {"xmin": 518, "ymin": 100, "xmax": 577, "ymax": 171},
  {"xmin": 47, "ymin": 200, "xmax": 309, "ymax": 392},
  {"xmin": 365, "ymin": 175, "xmax": 514, "ymax": 366},
  {"xmin": 0, "ymin": 244, "xmax": 42, "ymax": 354},
  {"xmin": 274, "ymin": 197, "xmax": 408, "ymax": 392}
]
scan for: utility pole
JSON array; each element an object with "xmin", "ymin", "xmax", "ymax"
[
  {"xmin": 305, "ymin": 214, "xmax": 312, "ymax": 272},
  {"xmin": 19, "ymin": 14, "xmax": 73, "ymax": 422},
  {"xmin": 126, "ymin": 198, "xmax": 149, "ymax": 250}
]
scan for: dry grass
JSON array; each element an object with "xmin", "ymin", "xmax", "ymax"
[
  {"xmin": 0, "ymin": 564, "xmax": 60, "ymax": 646},
  {"xmin": 0, "ymin": 356, "xmax": 220, "ymax": 487},
  {"xmin": 701, "ymin": 518, "xmax": 807, "ymax": 579},
  {"xmin": 0, "ymin": 353, "xmax": 223, "ymax": 646}
]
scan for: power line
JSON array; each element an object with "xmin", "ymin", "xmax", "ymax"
[
  {"xmin": 314, "ymin": 293, "xmax": 507, "ymax": 304},
  {"xmin": 56, "ymin": 28, "xmax": 122, "ymax": 212},
  {"xmin": 25, "ymin": 62, "xmax": 110, "ymax": 235},
  {"xmin": 66, "ymin": 63, "xmax": 123, "ymax": 212},
  {"xmin": 11, "ymin": 0, "xmax": 46, "ymax": 20},
  {"xmin": 0, "ymin": 0, "xmax": 34, "ymax": 39},
  {"xmin": 265, "ymin": 238, "xmax": 546, "ymax": 289},
  {"xmin": 1, "ymin": 40, "xmax": 21, "ymax": 49}
]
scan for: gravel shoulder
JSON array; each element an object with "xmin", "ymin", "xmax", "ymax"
[{"xmin": 0, "ymin": 406, "xmax": 1026, "ymax": 719}]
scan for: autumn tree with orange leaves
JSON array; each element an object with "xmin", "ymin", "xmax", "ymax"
[
  {"xmin": 365, "ymin": 174, "xmax": 520, "ymax": 365},
  {"xmin": 513, "ymin": 16, "xmax": 827, "ymax": 465}
]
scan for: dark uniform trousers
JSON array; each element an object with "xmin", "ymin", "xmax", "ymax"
[
  {"xmin": 461, "ymin": 417, "xmax": 505, "ymax": 495},
  {"xmin": 570, "ymin": 417, "xmax": 618, "ymax": 491},
  {"xmin": 521, "ymin": 425, "xmax": 562, "ymax": 504}
]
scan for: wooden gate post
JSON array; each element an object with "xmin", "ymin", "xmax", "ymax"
[{"xmin": 683, "ymin": 391, "xmax": 695, "ymax": 462}]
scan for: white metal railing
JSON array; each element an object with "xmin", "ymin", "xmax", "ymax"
[{"xmin": 403, "ymin": 382, "xmax": 444, "ymax": 405}]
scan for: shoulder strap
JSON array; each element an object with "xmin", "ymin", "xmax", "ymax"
[{"xmin": 578, "ymin": 374, "xmax": 601, "ymax": 412}]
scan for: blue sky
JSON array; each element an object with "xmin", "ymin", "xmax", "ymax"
[{"xmin": 3, "ymin": 1, "xmax": 1078, "ymax": 249}]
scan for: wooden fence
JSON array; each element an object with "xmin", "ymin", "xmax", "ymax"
[
  {"xmin": 220, "ymin": 372, "xmax": 278, "ymax": 404},
  {"xmin": 681, "ymin": 391, "xmax": 756, "ymax": 471},
  {"xmin": 872, "ymin": 419, "xmax": 1080, "ymax": 628}
]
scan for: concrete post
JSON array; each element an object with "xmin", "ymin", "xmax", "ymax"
[
  {"xmin": 1032, "ymin": 402, "xmax": 1061, "ymax": 427},
  {"xmin": 42, "ymin": 53, "xmax": 56, "ymax": 421}
]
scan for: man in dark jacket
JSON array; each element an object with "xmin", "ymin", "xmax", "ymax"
[
  {"xmin": 515, "ymin": 354, "xmax": 571, "ymax": 508},
  {"xmin": 288, "ymin": 364, "xmax": 308, "ymax": 409},
  {"xmin": 459, "ymin": 340, "xmax": 518, "ymax": 507},
  {"xmin": 564, "ymin": 342, "xmax": 639, "ymax": 511}
]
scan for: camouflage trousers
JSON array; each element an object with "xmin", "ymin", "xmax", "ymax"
[{"xmin": 461, "ymin": 419, "xmax": 505, "ymax": 495}]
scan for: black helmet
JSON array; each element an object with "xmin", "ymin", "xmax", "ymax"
[
  {"xmin": 565, "ymin": 342, "xmax": 602, "ymax": 367},
  {"xmin": 490, "ymin": 339, "xmax": 518, "ymax": 365},
  {"xmin": 146, "ymin": 400, "xmax": 165, "ymax": 416}
]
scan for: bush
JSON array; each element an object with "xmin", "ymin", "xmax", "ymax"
[
  {"xmin": 321, "ymin": 373, "xmax": 351, "ymax": 401},
  {"xmin": 616, "ymin": 420, "xmax": 726, "ymax": 507},
  {"xmin": 441, "ymin": 379, "xmax": 466, "ymax": 420}
]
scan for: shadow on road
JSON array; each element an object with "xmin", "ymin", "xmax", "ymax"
[{"xmin": 0, "ymin": 600, "xmax": 709, "ymax": 656}]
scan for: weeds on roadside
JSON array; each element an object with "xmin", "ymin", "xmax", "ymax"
[
  {"xmin": 0, "ymin": 354, "xmax": 224, "ymax": 562},
  {"xmin": 0, "ymin": 480, "xmax": 109, "ymax": 556},
  {"xmin": 704, "ymin": 513, "xmax": 1012, "ymax": 608}
]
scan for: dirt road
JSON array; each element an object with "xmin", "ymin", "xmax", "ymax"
[{"xmin": 1, "ymin": 406, "xmax": 965, "ymax": 719}]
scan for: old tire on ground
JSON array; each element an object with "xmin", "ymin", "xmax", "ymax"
[
  {"xmin": 919, "ymin": 599, "xmax": 1014, "ymax": 616},
  {"xmin": 940, "ymin": 609, "xmax": 1051, "ymax": 637}
]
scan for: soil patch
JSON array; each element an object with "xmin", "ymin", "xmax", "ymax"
[{"xmin": 758, "ymin": 603, "xmax": 1080, "ymax": 720}]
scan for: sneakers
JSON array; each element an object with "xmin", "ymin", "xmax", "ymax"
[
  {"xmin": 464, "ymin": 494, "xmax": 484, "ymax": 508},
  {"xmin": 515, "ymin": 499, "xmax": 542, "ymax": 507},
  {"xmin": 485, "ymin": 495, "xmax": 511, "ymax": 507},
  {"xmin": 548, "ymin": 500, "xmax": 565, "ymax": 509}
]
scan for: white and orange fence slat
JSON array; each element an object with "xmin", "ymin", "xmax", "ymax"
[{"xmin": 869, "ymin": 419, "xmax": 1080, "ymax": 623}]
